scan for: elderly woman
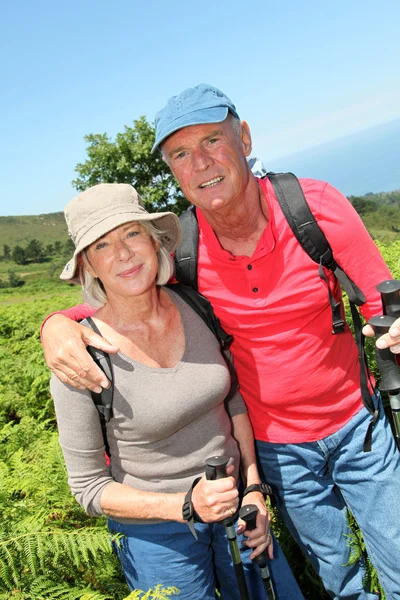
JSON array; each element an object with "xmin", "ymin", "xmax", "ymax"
[{"xmin": 50, "ymin": 182, "xmax": 272, "ymax": 600}]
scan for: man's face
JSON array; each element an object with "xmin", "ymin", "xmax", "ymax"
[{"xmin": 161, "ymin": 117, "xmax": 253, "ymax": 212}]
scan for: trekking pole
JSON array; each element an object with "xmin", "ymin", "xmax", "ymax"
[
  {"xmin": 368, "ymin": 280, "xmax": 400, "ymax": 449},
  {"xmin": 239, "ymin": 504, "xmax": 276, "ymax": 600},
  {"xmin": 205, "ymin": 456, "xmax": 250, "ymax": 600}
]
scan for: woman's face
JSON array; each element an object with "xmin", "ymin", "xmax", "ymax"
[{"xmin": 85, "ymin": 221, "xmax": 160, "ymax": 299}]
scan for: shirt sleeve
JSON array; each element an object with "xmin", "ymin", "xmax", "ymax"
[
  {"xmin": 301, "ymin": 179, "xmax": 392, "ymax": 321},
  {"xmin": 40, "ymin": 304, "xmax": 96, "ymax": 336},
  {"xmin": 223, "ymin": 349, "xmax": 248, "ymax": 417},
  {"xmin": 50, "ymin": 375, "xmax": 114, "ymax": 516}
]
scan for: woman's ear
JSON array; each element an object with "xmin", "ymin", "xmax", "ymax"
[{"xmin": 152, "ymin": 237, "xmax": 161, "ymax": 253}]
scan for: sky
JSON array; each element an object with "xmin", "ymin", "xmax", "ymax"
[{"xmin": 1, "ymin": 0, "xmax": 400, "ymax": 216}]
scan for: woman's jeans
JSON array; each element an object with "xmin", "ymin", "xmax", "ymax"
[
  {"xmin": 108, "ymin": 517, "xmax": 304, "ymax": 599},
  {"xmin": 256, "ymin": 402, "xmax": 400, "ymax": 600}
]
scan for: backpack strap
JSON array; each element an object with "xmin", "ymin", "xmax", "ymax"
[
  {"xmin": 85, "ymin": 316, "xmax": 114, "ymax": 457},
  {"xmin": 166, "ymin": 283, "xmax": 238, "ymax": 398},
  {"xmin": 267, "ymin": 172, "xmax": 366, "ymax": 312},
  {"xmin": 166, "ymin": 283, "xmax": 233, "ymax": 352},
  {"xmin": 266, "ymin": 172, "xmax": 379, "ymax": 450},
  {"xmin": 175, "ymin": 206, "xmax": 199, "ymax": 290}
]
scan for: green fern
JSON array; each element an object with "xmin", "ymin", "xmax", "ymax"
[
  {"xmin": 345, "ymin": 511, "xmax": 385, "ymax": 599},
  {"xmin": 124, "ymin": 585, "xmax": 180, "ymax": 599}
]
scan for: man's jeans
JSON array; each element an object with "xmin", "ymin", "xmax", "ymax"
[
  {"xmin": 256, "ymin": 402, "xmax": 400, "ymax": 600},
  {"xmin": 108, "ymin": 517, "xmax": 304, "ymax": 599}
]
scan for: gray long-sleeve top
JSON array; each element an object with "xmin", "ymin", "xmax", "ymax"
[{"xmin": 50, "ymin": 289, "xmax": 247, "ymax": 523}]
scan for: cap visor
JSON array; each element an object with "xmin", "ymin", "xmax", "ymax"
[{"xmin": 152, "ymin": 106, "xmax": 229, "ymax": 152}]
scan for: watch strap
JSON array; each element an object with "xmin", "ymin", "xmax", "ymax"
[{"xmin": 243, "ymin": 483, "xmax": 273, "ymax": 499}]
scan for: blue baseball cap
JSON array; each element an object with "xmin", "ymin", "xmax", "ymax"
[{"xmin": 152, "ymin": 83, "xmax": 240, "ymax": 153}]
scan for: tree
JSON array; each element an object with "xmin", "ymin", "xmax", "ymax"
[
  {"xmin": 54, "ymin": 240, "xmax": 63, "ymax": 254},
  {"xmin": 45, "ymin": 243, "xmax": 54, "ymax": 256},
  {"xmin": 73, "ymin": 116, "xmax": 190, "ymax": 215},
  {"xmin": 25, "ymin": 239, "xmax": 45, "ymax": 263},
  {"xmin": 3, "ymin": 244, "xmax": 11, "ymax": 260},
  {"xmin": 12, "ymin": 245, "xmax": 27, "ymax": 265},
  {"xmin": 7, "ymin": 270, "xmax": 24, "ymax": 287},
  {"xmin": 350, "ymin": 197, "xmax": 377, "ymax": 215},
  {"xmin": 64, "ymin": 237, "xmax": 75, "ymax": 255}
]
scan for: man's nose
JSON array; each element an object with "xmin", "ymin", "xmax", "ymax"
[{"xmin": 191, "ymin": 147, "xmax": 213, "ymax": 171}]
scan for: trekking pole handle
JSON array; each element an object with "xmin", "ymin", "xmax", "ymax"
[
  {"xmin": 368, "ymin": 315, "xmax": 400, "ymax": 449},
  {"xmin": 205, "ymin": 456, "xmax": 236, "ymax": 529},
  {"xmin": 205, "ymin": 455, "xmax": 229, "ymax": 480},
  {"xmin": 368, "ymin": 315, "xmax": 400, "ymax": 392},
  {"xmin": 239, "ymin": 504, "xmax": 269, "ymax": 565},
  {"xmin": 239, "ymin": 504, "xmax": 276, "ymax": 600},
  {"xmin": 377, "ymin": 280, "xmax": 400, "ymax": 318}
]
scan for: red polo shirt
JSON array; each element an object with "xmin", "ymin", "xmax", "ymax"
[{"xmin": 195, "ymin": 177, "xmax": 391, "ymax": 443}]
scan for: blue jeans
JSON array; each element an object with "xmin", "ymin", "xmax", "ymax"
[
  {"xmin": 108, "ymin": 517, "xmax": 305, "ymax": 599},
  {"xmin": 256, "ymin": 402, "xmax": 400, "ymax": 600}
]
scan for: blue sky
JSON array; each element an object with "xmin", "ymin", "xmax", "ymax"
[{"xmin": 1, "ymin": 0, "xmax": 399, "ymax": 216}]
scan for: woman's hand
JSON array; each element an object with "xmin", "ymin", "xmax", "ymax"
[
  {"xmin": 191, "ymin": 465, "xmax": 239, "ymax": 523},
  {"xmin": 238, "ymin": 491, "xmax": 273, "ymax": 560},
  {"xmin": 41, "ymin": 314, "xmax": 119, "ymax": 392}
]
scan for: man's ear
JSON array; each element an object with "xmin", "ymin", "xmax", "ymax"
[{"xmin": 240, "ymin": 121, "xmax": 253, "ymax": 157}]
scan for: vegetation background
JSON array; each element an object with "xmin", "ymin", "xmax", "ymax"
[{"xmin": 0, "ymin": 118, "xmax": 399, "ymax": 599}]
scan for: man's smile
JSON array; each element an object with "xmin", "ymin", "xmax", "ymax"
[{"xmin": 199, "ymin": 176, "xmax": 224, "ymax": 189}]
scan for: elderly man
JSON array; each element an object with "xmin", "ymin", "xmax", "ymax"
[{"xmin": 42, "ymin": 84, "xmax": 400, "ymax": 600}]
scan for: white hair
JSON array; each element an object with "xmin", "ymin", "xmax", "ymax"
[{"xmin": 79, "ymin": 221, "xmax": 174, "ymax": 307}]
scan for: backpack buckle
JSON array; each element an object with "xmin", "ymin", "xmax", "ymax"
[
  {"xmin": 332, "ymin": 319, "xmax": 346, "ymax": 334},
  {"xmin": 320, "ymin": 249, "xmax": 337, "ymax": 270}
]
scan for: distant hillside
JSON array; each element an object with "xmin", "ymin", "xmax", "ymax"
[
  {"xmin": 0, "ymin": 212, "xmax": 68, "ymax": 249},
  {"xmin": 0, "ymin": 187, "xmax": 398, "ymax": 254},
  {"xmin": 267, "ymin": 118, "xmax": 400, "ymax": 196}
]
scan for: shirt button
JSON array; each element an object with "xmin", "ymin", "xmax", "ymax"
[
  {"xmin": 247, "ymin": 264, "xmax": 252, "ymax": 270},
  {"xmin": 253, "ymin": 287, "xmax": 258, "ymax": 293}
]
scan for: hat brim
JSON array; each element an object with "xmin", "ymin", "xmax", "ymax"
[
  {"xmin": 60, "ymin": 211, "xmax": 181, "ymax": 282},
  {"xmin": 152, "ymin": 106, "xmax": 239, "ymax": 153}
]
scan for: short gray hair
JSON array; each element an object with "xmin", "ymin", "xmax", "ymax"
[
  {"xmin": 79, "ymin": 221, "xmax": 174, "ymax": 307},
  {"xmin": 229, "ymin": 112, "xmax": 241, "ymax": 138}
]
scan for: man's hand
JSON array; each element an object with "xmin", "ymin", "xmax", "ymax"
[
  {"xmin": 363, "ymin": 317, "xmax": 400, "ymax": 354},
  {"xmin": 41, "ymin": 314, "xmax": 119, "ymax": 392},
  {"xmin": 238, "ymin": 491, "xmax": 273, "ymax": 560}
]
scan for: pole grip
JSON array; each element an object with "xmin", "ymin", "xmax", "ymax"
[
  {"xmin": 205, "ymin": 455, "xmax": 229, "ymax": 480},
  {"xmin": 377, "ymin": 280, "xmax": 400, "ymax": 318},
  {"xmin": 239, "ymin": 504, "xmax": 270, "ymax": 566},
  {"xmin": 368, "ymin": 315, "xmax": 400, "ymax": 392}
]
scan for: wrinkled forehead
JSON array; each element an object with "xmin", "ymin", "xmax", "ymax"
[{"xmin": 160, "ymin": 118, "xmax": 235, "ymax": 156}]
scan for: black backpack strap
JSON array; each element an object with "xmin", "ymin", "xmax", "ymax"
[
  {"xmin": 175, "ymin": 206, "xmax": 199, "ymax": 290},
  {"xmin": 166, "ymin": 283, "xmax": 232, "ymax": 352},
  {"xmin": 267, "ymin": 172, "xmax": 378, "ymax": 450},
  {"xmin": 267, "ymin": 172, "xmax": 366, "ymax": 311},
  {"xmin": 85, "ymin": 316, "xmax": 114, "ymax": 457}
]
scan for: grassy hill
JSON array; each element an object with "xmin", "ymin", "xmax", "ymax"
[
  {"xmin": 0, "ymin": 188, "xmax": 399, "ymax": 255},
  {"xmin": 0, "ymin": 212, "xmax": 68, "ymax": 248}
]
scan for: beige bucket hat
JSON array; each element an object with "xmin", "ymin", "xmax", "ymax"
[{"xmin": 60, "ymin": 183, "xmax": 182, "ymax": 282}]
